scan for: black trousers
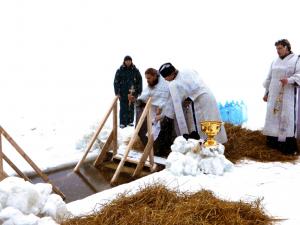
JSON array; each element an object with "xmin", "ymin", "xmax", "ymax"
[
  {"xmin": 266, "ymin": 136, "xmax": 298, "ymax": 155},
  {"xmin": 119, "ymin": 96, "xmax": 134, "ymax": 126},
  {"xmin": 136, "ymin": 104, "xmax": 175, "ymax": 157}
]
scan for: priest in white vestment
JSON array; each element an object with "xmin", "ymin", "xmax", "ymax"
[
  {"xmin": 158, "ymin": 62, "xmax": 227, "ymax": 144},
  {"xmin": 136, "ymin": 68, "xmax": 175, "ymax": 156},
  {"xmin": 263, "ymin": 39, "xmax": 300, "ymax": 154}
]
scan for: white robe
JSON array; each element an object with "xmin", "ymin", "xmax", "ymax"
[
  {"xmin": 164, "ymin": 69, "xmax": 227, "ymax": 143},
  {"xmin": 138, "ymin": 75, "xmax": 169, "ymax": 117},
  {"xmin": 263, "ymin": 53, "xmax": 300, "ymax": 140},
  {"xmin": 138, "ymin": 76, "xmax": 169, "ymax": 140}
]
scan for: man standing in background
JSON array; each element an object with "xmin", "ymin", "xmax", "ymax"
[
  {"xmin": 114, "ymin": 55, "xmax": 142, "ymax": 128},
  {"xmin": 263, "ymin": 39, "xmax": 300, "ymax": 155}
]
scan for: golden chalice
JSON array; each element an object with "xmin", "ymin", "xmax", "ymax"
[{"xmin": 200, "ymin": 121, "xmax": 223, "ymax": 147}]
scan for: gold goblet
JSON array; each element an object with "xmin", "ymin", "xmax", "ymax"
[{"xmin": 200, "ymin": 121, "xmax": 223, "ymax": 147}]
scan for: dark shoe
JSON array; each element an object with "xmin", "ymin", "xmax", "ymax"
[
  {"xmin": 278, "ymin": 137, "xmax": 298, "ymax": 155},
  {"xmin": 266, "ymin": 136, "xmax": 279, "ymax": 149},
  {"xmin": 128, "ymin": 123, "xmax": 134, "ymax": 127},
  {"xmin": 120, "ymin": 124, "xmax": 126, "ymax": 128}
]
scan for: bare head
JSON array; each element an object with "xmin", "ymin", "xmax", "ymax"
[
  {"xmin": 145, "ymin": 68, "xmax": 159, "ymax": 87},
  {"xmin": 275, "ymin": 39, "xmax": 291, "ymax": 59}
]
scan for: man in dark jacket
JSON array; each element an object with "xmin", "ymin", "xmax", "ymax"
[{"xmin": 114, "ymin": 55, "xmax": 142, "ymax": 128}]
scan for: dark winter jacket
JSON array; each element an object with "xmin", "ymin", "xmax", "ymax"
[{"xmin": 113, "ymin": 64, "xmax": 142, "ymax": 98}]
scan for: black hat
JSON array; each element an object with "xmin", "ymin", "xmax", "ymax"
[
  {"xmin": 159, "ymin": 62, "xmax": 176, "ymax": 78},
  {"xmin": 124, "ymin": 55, "xmax": 132, "ymax": 61}
]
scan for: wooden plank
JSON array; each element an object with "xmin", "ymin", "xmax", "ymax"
[
  {"xmin": 0, "ymin": 127, "xmax": 10, "ymax": 180},
  {"xmin": 0, "ymin": 171, "xmax": 8, "ymax": 181},
  {"xmin": 74, "ymin": 96, "xmax": 118, "ymax": 172},
  {"xmin": 133, "ymin": 137, "xmax": 154, "ymax": 177},
  {"xmin": 1, "ymin": 129, "xmax": 49, "ymax": 180},
  {"xmin": 1, "ymin": 127, "xmax": 65, "ymax": 199},
  {"xmin": 110, "ymin": 98, "xmax": 152, "ymax": 184},
  {"xmin": 147, "ymin": 105, "xmax": 154, "ymax": 167},
  {"xmin": 112, "ymin": 102, "xmax": 118, "ymax": 155},
  {"xmin": 75, "ymin": 170, "xmax": 98, "ymax": 193},
  {"xmin": 133, "ymin": 106, "xmax": 154, "ymax": 177},
  {"xmin": 112, "ymin": 155, "xmax": 153, "ymax": 167},
  {"xmin": 2, "ymin": 153, "xmax": 31, "ymax": 181},
  {"xmin": 0, "ymin": 130, "xmax": 3, "ymax": 176},
  {"xmin": 93, "ymin": 131, "xmax": 114, "ymax": 167}
]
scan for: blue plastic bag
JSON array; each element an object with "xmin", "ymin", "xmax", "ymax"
[{"xmin": 218, "ymin": 100, "xmax": 247, "ymax": 125}]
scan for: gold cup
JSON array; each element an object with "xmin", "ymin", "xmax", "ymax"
[{"xmin": 200, "ymin": 121, "xmax": 223, "ymax": 147}]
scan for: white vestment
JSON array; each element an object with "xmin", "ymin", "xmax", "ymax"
[
  {"xmin": 263, "ymin": 53, "xmax": 300, "ymax": 141},
  {"xmin": 164, "ymin": 69, "xmax": 227, "ymax": 143},
  {"xmin": 138, "ymin": 75, "xmax": 169, "ymax": 116},
  {"xmin": 138, "ymin": 76, "xmax": 169, "ymax": 140}
]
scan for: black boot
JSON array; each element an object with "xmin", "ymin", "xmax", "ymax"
[
  {"xmin": 278, "ymin": 137, "xmax": 298, "ymax": 155},
  {"xmin": 266, "ymin": 136, "xmax": 279, "ymax": 149}
]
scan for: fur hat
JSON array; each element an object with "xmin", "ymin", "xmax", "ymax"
[{"xmin": 159, "ymin": 62, "xmax": 176, "ymax": 78}]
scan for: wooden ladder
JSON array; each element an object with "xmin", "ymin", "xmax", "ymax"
[
  {"xmin": 74, "ymin": 96, "xmax": 118, "ymax": 173},
  {"xmin": 0, "ymin": 126, "xmax": 65, "ymax": 199},
  {"xmin": 74, "ymin": 96, "xmax": 156, "ymax": 185}
]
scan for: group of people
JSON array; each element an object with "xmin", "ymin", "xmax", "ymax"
[
  {"xmin": 113, "ymin": 55, "xmax": 227, "ymax": 156},
  {"xmin": 113, "ymin": 39, "xmax": 300, "ymax": 157}
]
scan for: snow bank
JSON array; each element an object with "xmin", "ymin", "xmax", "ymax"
[
  {"xmin": 166, "ymin": 136, "xmax": 233, "ymax": 176},
  {"xmin": 0, "ymin": 177, "xmax": 70, "ymax": 225}
]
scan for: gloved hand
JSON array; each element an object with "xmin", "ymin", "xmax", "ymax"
[{"xmin": 183, "ymin": 131, "xmax": 200, "ymax": 140}]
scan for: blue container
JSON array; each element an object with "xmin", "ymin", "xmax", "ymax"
[{"xmin": 218, "ymin": 100, "xmax": 248, "ymax": 125}]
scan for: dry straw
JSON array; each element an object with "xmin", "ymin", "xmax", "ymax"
[
  {"xmin": 223, "ymin": 124, "xmax": 299, "ymax": 163},
  {"xmin": 61, "ymin": 184, "xmax": 278, "ymax": 225},
  {"xmin": 132, "ymin": 123, "xmax": 299, "ymax": 163}
]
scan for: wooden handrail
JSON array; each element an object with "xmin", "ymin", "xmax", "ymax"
[
  {"xmin": 0, "ymin": 126, "xmax": 65, "ymax": 199},
  {"xmin": 111, "ymin": 97, "xmax": 154, "ymax": 184},
  {"xmin": 74, "ymin": 96, "xmax": 156, "ymax": 184},
  {"xmin": 133, "ymin": 100, "xmax": 155, "ymax": 176},
  {"xmin": 1, "ymin": 153, "xmax": 31, "ymax": 182},
  {"xmin": 0, "ymin": 128, "xmax": 4, "ymax": 180},
  {"xmin": 112, "ymin": 102, "xmax": 118, "ymax": 155},
  {"xmin": 74, "ymin": 96, "xmax": 118, "ymax": 172}
]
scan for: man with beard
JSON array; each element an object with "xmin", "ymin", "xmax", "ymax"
[
  {"xmin": 159, "ymin": 62, "xmax": 227, "ymax": 143},
  {"xmin": 136, "ymin": 68, "xmax": 175, "ymax": 157},
  {"xmin": 263, "ymin": 39, "xmax": 300, "ymax": 155},
  {"xmin": 114, "ymin": 55, "xmax": 142, "ymax": 128}
]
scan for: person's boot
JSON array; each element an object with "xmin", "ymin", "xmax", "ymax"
[
  {"xmin": 280, "ymin": 137, "xmax": 298, "ymax": 155},
  {"xmin": 266, "ymin": 136, "xmax": 279, "ymax": 149}
]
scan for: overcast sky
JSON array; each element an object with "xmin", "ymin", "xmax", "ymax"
[{"xmin": 1, "ymin": 0, "xmax": 300, "ymax": 129}]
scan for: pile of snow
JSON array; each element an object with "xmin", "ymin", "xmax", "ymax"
[
  {"xmin": 75, "ymin": 125, "xmax": 135, "ymax": 151},
  {"xmin": 166, "ymin": 136, "xmax": 233, "ymax": 176},
  {"xmin": 0, "ymin": 177, "xmax": 70, "ymax": 225}
]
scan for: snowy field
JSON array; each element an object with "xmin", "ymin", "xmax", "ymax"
[{"xmin": 1, "ymin": 0, "xmax": 300, "ymax": 224}]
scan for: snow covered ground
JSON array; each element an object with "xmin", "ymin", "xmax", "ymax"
[
  {"xmin": 1, "ymin": 0, "xmax": 300, "ymax": 224},
  {"xmin": 67, "ymin": 160, "xmax": 300, "ymax": 225}
]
